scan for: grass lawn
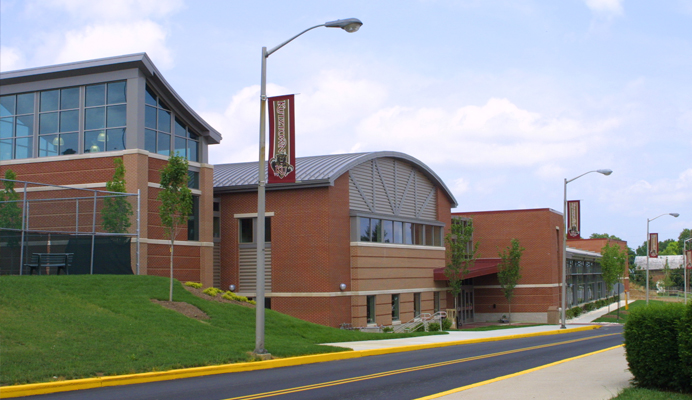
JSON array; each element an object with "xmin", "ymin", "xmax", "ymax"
[
  {"xmin": 612, "ymin": 387, "xmax": 692, "ymax": 399},
  {"xmin": 592, "ymin": 300, "xmax": 666, "ymax": 324},
  {"xmin": 0, "ymin": 275, "xmax": 443, "ymax": 385}
]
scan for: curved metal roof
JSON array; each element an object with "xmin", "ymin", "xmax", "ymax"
[{"xmin": 214, "ymin": 151, "xmax": 458, "ymax": 207}]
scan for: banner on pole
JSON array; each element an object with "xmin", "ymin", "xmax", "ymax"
[
  {"xmin": 567, "ymin": 200, "xmax": 581, "ymax": 239},
  {"xmin": 686, "ymin": 249, "xmax": 692, "ymax": 269},
  {"xmin": 648, "ymin": 233, "xmax": 659, "ymax": 258},
  {"xmin": 268, "ymin": 94, "xmax": 296, "ymax": 184}
]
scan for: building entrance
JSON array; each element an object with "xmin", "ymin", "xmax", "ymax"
[{"xmin": 458, "ymin": 286, "xmax": 475, "ymax": 326}]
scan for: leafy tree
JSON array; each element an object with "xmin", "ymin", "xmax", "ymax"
[
  {"xmin": 659, "ymin": 238, "xmax": 676, "ymax": 254},
  {"xmin": 678, "ymin": 228, "xmax": 691, "ymax": 253},
  {"xmin": 661, "ymin": 259, "xmax": 674, "ymax": 289},
  {"xmin": 635, "ymin": 241, "xmax": 647, "ymax": 256},
  {"xmin": 101, "ymin": 159, "xmax": 133, "ymax": 236},
  {"xmin": 660, "ymin": 242, "xmax": 680, "ymax": 256},
  {"xmin": 444, "ymin": 217, "xmax": 479, "ymax": 327},
  {"xmin": 589, "ymin": 233, "xmax": 623, "ymax": 241},
  {"xmin": 601, "ymin": 242, "xmax": 627, "ymax": 311},
  {"xmin": 0, "ymin": 170, "xmax": 22, "ymax": 231},
  {"xmin": 158, "ymin": 154, "xmax": 192, "ymax": 302},
  {"xmin": 497, "ymin": 238, "xmax": 524, "ymax": 323}
]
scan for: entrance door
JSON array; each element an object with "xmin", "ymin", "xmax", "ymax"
[{"xmin": 458, "ymin": 287, "xmax": 475, "ymax": 326}]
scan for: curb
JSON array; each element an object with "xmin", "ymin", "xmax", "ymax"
[{"xmin": 0, "ymin": 325, "xmax": 600, "ymax": 399}]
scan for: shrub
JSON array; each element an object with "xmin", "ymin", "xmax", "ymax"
[
  {"xmin": 583, "ymin": 303, "xmax": 596, "ymax": 312},
  {"xmin": 566, "ymin": 306, "xmax": 583, "ymax": 319},
  {"xmin": 442, "ymin": 318, "xmax": 452, "ymax": 330},
  {"xmin": 624, "ymin": 302, "xmax": 689, "ymax": 393},
  {"xmin": 680, "ymin": 302, "xmax": 692, "ymax": 387},
  {"xmin": 202, "ymin": 287, "xmax": 223, "ymax": 297},
  {"xmin": 427, "ymin": 322, "xmax": 441, "ymax": 331},
  {"xmin": 184, "ymin": 282, "xmax": 203, "ymax": 289},
  {"xmin": 221, "ymin": 291, "xmax": 256, "ymax": 305},
  {"xmin": 413, "ymin": 323, "xmax": 426, "ymax": 332},
  {"xmin": 382, "ymin": 326, "xmax": 394, "ymax": 333}
]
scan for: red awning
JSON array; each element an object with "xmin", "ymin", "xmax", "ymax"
[{"xmin": 433, "ymin": 258, "xmax": 502, "ymax": 281}]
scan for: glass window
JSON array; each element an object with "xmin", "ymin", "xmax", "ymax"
[
  {"xmin": 60, "ymin": 110, "xmax": 78, "ymax": 132},
  {"xmin": 158, "ymin": 108, "xmax": 171, "ymax": 132},
  {"xmin": 107, "ymin": 81, "xmax": 126, "ymax": 104},
  {"xmin": 106, "ymin": 105, "xmax": 126, "ymax": 127},
  {"xmin": 367, "ymin": 295, "xmax": 376, "ymax": 324},
  {"xmin": 393, "ymin": 222, "xmax": 403, "ymax": 244},
  {"xmin": 17, "ymin": 93, "xmax": 34, "ymax": 115},
  {"xmin": 359, "ymin": 217, "xmax": 371, "ymax": 242},
  {"xmin": 61, "ymin": 133, "xmax": 78, "ymax": 155},
  {"xmin": 404, "ymin": 222, "xmax": 413, "ymax": 245},
  {"xmin": 0, "ymin": 117, "xmax": 12, "ymax": 138},
  {"xmin": 382, "ymin": 220, "xmax": 393, "ymax": 243},
  {"xmin": 0, "ymin": 96, "xmax": 15, "ymax": 116},
  {"xmin": 175, "ymin": 117, "xmax": 186, "ymax": 137},
  {"xmin": 188, "ymin": 140, "xmax": 198, "ymax": 162},
  {"xmin": 239, "ymin": 218, "xmax": 253, "ymax": 243},
  {"xmin": 40, "ymin": 90, "xmax": 59, "ymax": 112},
  {"xmin": 371, "ymin": 219, "xmax": 381, "ymax": 242},
  {"xmin": 145, "ymin": 105, "xmax": 157, "ymax": 129},
  {"xmin": 392, "ymin": 294, "xmax": 400, "ymax": 321},
  {"xmin": 38, "ymin": 135, "xmax": 58, "ymax": 157},
  {"xmin": 145, "ymin": 86, "xmax": 157, "ymax": 106},
  {"xmin": 175, "ymin": 136, "xmax": 187, "ymax": 157},
  {"xmin": 61, "ymin": 87, "xmax": 79, "ymax": 109},
  {"xmin": 157, "ymin": 132, "xmax": 170, "ymax": 156},
  {"xmin": 213, "ymin": 216, "xmax": 220, "ymax": 238},
  {"xmin": 106, "ymin": 128, "xmax": 125, "ymax": 151},
  {"xmin": 85, "ymin": 84, "xmax": 105, "ymax": 107},
  {"xmin": 39, "ymin": 112, "xmax": 58, "ymax": 134},
  {"xmin": 188, "ymin": 171, "xmax": 200, "ymax": 189},
  {"xmin": 15, "ymin": 137, "xmax": 32, "ymax": 159},
  {"xmin": 16, "ymin": 116, "xmax": 32, "ymax": 136},
  {"xmin": 0, "ymin": 139, "xmax": 11, "ymax": 160},
  {"xmin": 85, "ymin": 107, "xmax": 105, "ymax": 130},
  {"xmin": 414, "ymin": 293, "xmax": 421, "ymax": 317},
  {"xmin": 144, "ymin": 129, "xmax": 156, "ymax": 153},
  {"xmin": 433, "ymin": 226, "xmax": 442, "ymax": 246},
  {"xmin": 84, "ymin": 130, "xmax": 103, "ymax": 153},
  {"xmin": 414, "ymin": 224, "xmax": 424, "ymax": 245},
  {"xmin": 264, "ymin": 217, "xmax": 271, "ymax": 242},
  {"xmin": 425, "ymin": 225, "xmax": 434, "ymax": 246}
]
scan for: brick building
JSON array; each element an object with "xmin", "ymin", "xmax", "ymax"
[
  {"xmin": 0, "ymin": 54, "xmax": 220, "ymax": 284},
  {"xmin": 213, "ymin": 152, "xmax": 456, "ymax": 327},
  {"xmin": 448, "ymin": 209, "xmax": 628, "ymax": 323}
]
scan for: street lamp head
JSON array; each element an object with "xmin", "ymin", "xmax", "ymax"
[
  {"xmin": 671, "ymin": 213, "xmax": 680, "ymax": 218},
  {"xmin": 325, "ymin": 18, "xmax": 363, "ymax": 32},
  {"xmin": 597, "ymin": 169, "xmax": 613, "ymax": 176}
]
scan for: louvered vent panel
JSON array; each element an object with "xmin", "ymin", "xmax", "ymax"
[
  {"xmin": 374, "ymin": 159, "xmax": 396, "ymax": 215},
  {"xmin": 213, "ymin": 242, "xmax": 221, "ymax": 288},
  {"xmin": 239, "ymin": 247, "xmax": 272, "ymax": 292}
]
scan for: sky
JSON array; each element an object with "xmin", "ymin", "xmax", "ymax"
[{"xmin": 1, "ymin": 0, "xmax": 690, "ymax": 250}]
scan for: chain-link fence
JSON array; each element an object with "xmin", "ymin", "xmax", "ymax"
[{"xmin": 0, "ymin": 178, "xmax": 140, "ymax": 275}]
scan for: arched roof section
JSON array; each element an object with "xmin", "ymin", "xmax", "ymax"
[{"xmin": 213, "ymin": 151, "xmax": 457, "ymax": 207}]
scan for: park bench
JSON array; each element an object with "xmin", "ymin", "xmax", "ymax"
[{"xmin": 24, "ymin": 253, "xmax": 73, "ymax": 275}]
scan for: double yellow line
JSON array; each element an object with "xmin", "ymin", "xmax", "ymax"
[{"xmin": 224, "ymin": 333, "xmax": 620, "ymax": 400}]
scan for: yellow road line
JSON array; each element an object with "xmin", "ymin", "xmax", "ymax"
[
  {"xmin": 0, "ymin": 325, "xmax": 601, "ymax": 399},
  {"xmin": 223, "ymin": 333, "xmax": 620, "ymax": 400},
  {"xmin": 414, "ymin": 344, "xmax": 625, "ymax": 399}
]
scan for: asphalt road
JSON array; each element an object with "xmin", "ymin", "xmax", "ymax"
[{"xmin": 24, "ymin": 325, "xmax": 624, "ymax": 400}]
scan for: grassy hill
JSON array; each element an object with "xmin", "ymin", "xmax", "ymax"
[{"xmin": 0, "ymin": 275, "xmax": 440, "ymax": 385}]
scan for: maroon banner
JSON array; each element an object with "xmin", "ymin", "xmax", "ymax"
[
  {"xmin": 648, "ymin": 233, "xmax": 659, "ymax": 258},
  {"xmin": 567, "ymin": 200, "xmax": 581, "ymax": 239},
  {"xmin": 268, "ymin": 94, "xmax": 296, "ymax": 184}
]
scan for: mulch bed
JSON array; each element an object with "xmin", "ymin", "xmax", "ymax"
[{"xmin": 150, "ymin": 285, "xmax": 255, "ymax": 321}]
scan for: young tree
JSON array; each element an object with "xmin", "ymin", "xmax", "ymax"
[
  {"xmin": 0, "ymin": 170, "xmax": 22, "ymax": 231},
  {"xmin": 600, "ymin": 242, "xmax": 627, "ymax": 311},
  {"xmin": 444, "ymin": 217, "xmax": 479, "ymax": 327},
  {"xmin": 497, "ymin": 238, "xmax": 524, "ymax": 323},
  {"xmin": 101, "ymin": 158, "xmax": 133, "ymax": 236},
  {"xmin": 158, "ymin": 154, "xmax": 192, "ymax": 302},
  {"xmin": 677, "ymin": 228, "xmax": 691, "ymax": 254}
]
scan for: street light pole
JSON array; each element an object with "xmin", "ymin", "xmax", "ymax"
[
  {"xmin": 685, "ymin": 237, "xmax": 691, "ymax": 304},
  {"xmin": 645, "ymin": 213, "xmax": 679, "ymax": 305},
  {"xmin": 254, "ymin": 18, "xmax": 363, "ymax": 356},
  {"xmin": 561, "ymin": 169, "xmax": 612, "ymax": 329}
]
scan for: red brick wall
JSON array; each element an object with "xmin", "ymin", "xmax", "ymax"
[{"xmin": 453, "ymin": 209, "xmax": 564, "ymax": 314}]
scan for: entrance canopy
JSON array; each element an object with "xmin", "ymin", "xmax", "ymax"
[{"xmin": 433, "ymin": 258, "xmax": 502, "ymax": 280}]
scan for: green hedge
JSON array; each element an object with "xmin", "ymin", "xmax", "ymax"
[
  {"xmin": 624, "ymin": 302, "xmax": 691, "ymax": 393},
  {"xmin": 680, "ymin": 303, "xmax": 692, "ymax": 387}
]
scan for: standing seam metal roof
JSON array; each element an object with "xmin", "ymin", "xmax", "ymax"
[{"xmin": 213, "ymin": 151, "xmax": 458, "ymax": 207}]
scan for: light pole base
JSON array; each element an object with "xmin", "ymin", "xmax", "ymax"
[{"xmin": 252, "ymin": 352, "xmax": 272, "ymax": 360}]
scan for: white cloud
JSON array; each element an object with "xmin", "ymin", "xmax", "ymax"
[
  {"xmin": 52, "ymin": 21, "xmax": 174, "ymax": 69},
  {"xmin": 32, "ymin": 0, "xmax": 184, "ymax": 21},
  {"xmin": 535, "ymin": 164, "xmax": 566, "ymax": 180},
  {"xmin": 0, "ymin": 46, "xmax": 25, "ymax": 72},
  {"xmin": 584, "ymin": 0, "xmax": 624, "ymax": 16},
  {"xmin": 451, "ymin": 177, "xmax": 470, "ymax": 194},
  {"xmin": 355, "ymin": 98, "xmax": 618, "ymax": 167}
]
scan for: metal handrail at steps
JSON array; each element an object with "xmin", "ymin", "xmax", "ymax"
[{"xmin": 392, "ymin": 311, "xmax": 447, "ymax": 333}]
